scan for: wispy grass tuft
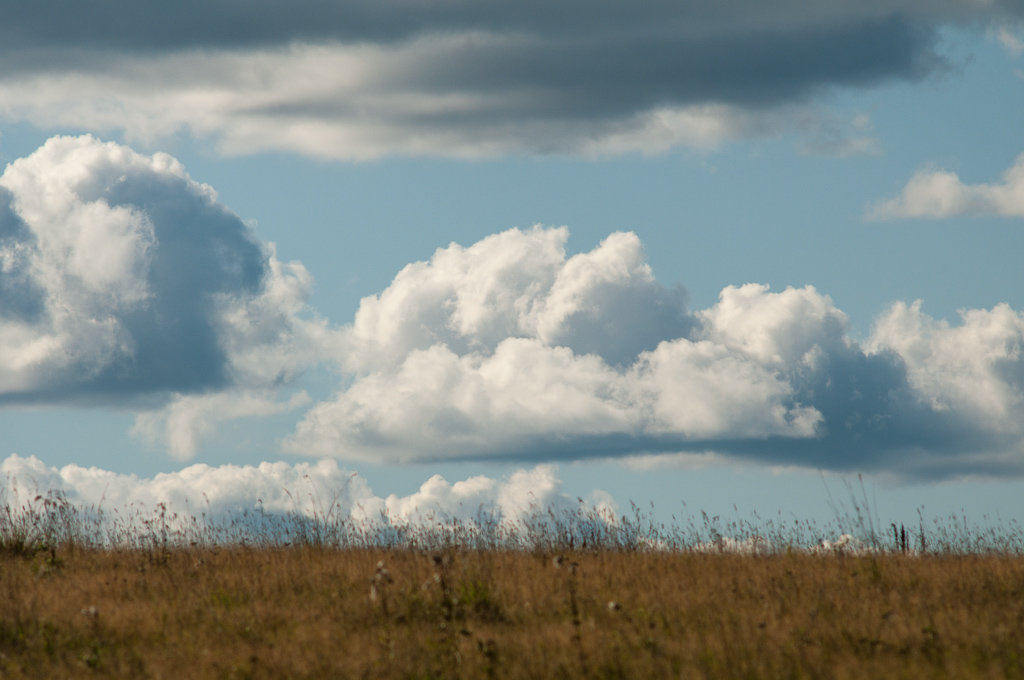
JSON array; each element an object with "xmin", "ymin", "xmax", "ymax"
[
  {"xmin": 1, "ymin": 479, "xmax": 1023, "ymax": 678},
  {"xmin": 1, "ymin": 477, "xmax": 1022, "ymax": 555}
]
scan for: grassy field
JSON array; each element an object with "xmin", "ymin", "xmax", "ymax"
[{"xmin": 2, "ymin": 542, "xmax": 1024, "ymax": 679}]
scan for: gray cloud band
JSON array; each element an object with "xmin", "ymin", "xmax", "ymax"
[
  {"xmin": 1, "ymin": 14, "xmax": 934, "ymax": 105},
  {"xmin": 1, "ymin": 1, "xmax": 1015, "ymax": 51},
  {"xmin": 1, "ymin": 2, "xmax": 1019, "ymax": 158}
]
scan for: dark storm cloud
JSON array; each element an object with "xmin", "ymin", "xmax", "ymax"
[
  {"xmin": 0, "ymin": 3, "xmax": 1015, "ymax": 110},
  {"xmin": 250, "ymin": 14, "xmax": 929, "ymax": 122},
  {"xmin": 399, "ymin": 15, "xmax": 933, "ymax": 112},
  {"xmin": 0, "ymin": 4, "xmax": 942, "ymax": 105},
  {"xmin": 234, "ymin": 13, "xmax": 925, "ymax": 158},
  {"xmin": 3, "ymin": 1, "xmax": 1019, "ymax": 51},
  {"xmin": 2, "ymin": 0, "xmax": 1019, "ymax": 158}
]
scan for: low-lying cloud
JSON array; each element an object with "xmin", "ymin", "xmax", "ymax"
[
  {"xmin": 0, "ymin": 454, "xmax": 609, "ymax": 543},
  {"xmin": 2, "ymin": 1, "xmax": 1021, "ymax": 158}
]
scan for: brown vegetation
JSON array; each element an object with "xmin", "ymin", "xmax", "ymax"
[{"xmin": 2, "ymin": 543, "xmax": 1024, "ymax": 679}]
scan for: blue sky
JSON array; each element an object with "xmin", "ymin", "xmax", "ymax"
[{"xmin": 1, "ymin": 2, "xmax": 1024, "ymax": 534}]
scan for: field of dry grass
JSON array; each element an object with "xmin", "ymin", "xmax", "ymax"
[{"xmin": 2, "ymin": 542, "xmax": 1024, "ymax": 679}]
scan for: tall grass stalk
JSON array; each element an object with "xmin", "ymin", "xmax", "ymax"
[{"xmin": 1, "ymin": 486, "xmax": 1023, "ymax": 678}]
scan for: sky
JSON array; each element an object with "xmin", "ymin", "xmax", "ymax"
[{"xmin": 2, "ymin": 0, "xmax": 1024, "ymax": 537}]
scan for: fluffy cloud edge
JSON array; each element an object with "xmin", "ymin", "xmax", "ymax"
[
  {"xmin": 285, "ymin": 224, "xmax": 1024, "ymax": 479},
  {"xmin": 0, "ymin": 454, "xmax": 616, "ymax": 543},
  {"xmin": 0, "ymin": 135, "xmax": 341, "ymax": 442},
  {"xmin": 3, "ymin": 135, "xmax": 1024, "ymax": 479},
  {"xmin": 868, "ymin": 153, "xmax": 1024, "ymax": 219},
  {"xmin": 130, "ymin": 390, "xmax": 313, "ymax": 461}
]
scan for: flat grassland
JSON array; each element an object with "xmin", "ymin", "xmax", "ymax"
[{"xmin": 2, "ymin": 545, "xmax": 1023, "ymax": 679}]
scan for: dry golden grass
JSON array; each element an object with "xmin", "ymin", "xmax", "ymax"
[{"xmin": 2, "ymin": 545, "xmax": 1023, "ymax": 679}]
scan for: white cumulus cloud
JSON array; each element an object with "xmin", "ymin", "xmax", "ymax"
[
  {"xmin": 288, "ymin": 227, "xmax": 821, "ymax": 462},
  {"xmin": 869, "ymin": 301, "xmax": 1024, "ymax": 432},
  {"xmin": 4, "ymin": 136, "xmax": 1024, "ymax": 479},
  {"xmin": 0, "ymin": 135, "xmax": 338, "ymax": 456},
  {"xmin": 870, "ymin": 153, "xmax": 1024, "ymax": 219},
  {"xmin": 0, "ymin": 454, "xmax": 611, "ymax": 544},
  {"xmin": 286, "ymin": 226, "xmax": 1024, "ymax": 479}
]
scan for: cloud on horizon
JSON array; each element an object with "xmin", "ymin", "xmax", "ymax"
[
  {"xmin": 0, "ymin": 454, "xmax": 610, "ymax": 542},
  {"xmin": 2, "ymin": 1, "xmax": 1020, "ymax": 159}
]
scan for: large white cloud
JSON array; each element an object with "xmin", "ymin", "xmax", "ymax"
[
  {"xmin": 869, "ymin": 301, "xmax": 1024, "ymax": 432},
  {"xmin": 870, "ymin": 153, "xmax": 1024, "ymax": 219},
  {"xmin": 287, "ymin": 226, "xmax": 1024, "ymax": 478},
  {"xmin": 4, "ymin": 136, "xmax": 1024, "ymax": 479},
  {"xmin": 290, "ymin": 228, "xmax": 818, "ymax": 462},
  {"xmin": 340, "ymin": 228, "xmax": 691, "ymax": 372},
  {"xmin": 2, "ymin": 1, "xmax": 1018, "ymax": 159},
  {"xmin": 0, "ymin": 135, "xmax": 337, "ymax": 454}
]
